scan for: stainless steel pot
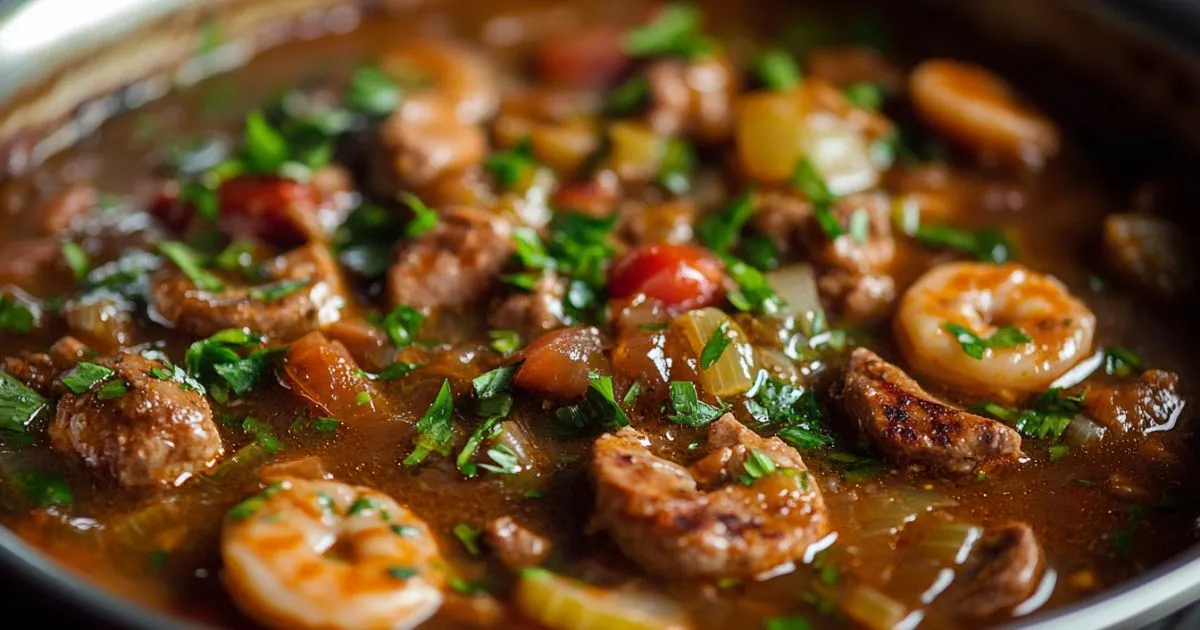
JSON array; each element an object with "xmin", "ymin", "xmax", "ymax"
[{"xmin": 1, "ymin": 0, "xmax": 1200, "ymax": 627}]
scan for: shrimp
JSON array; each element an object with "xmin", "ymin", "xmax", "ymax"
[
  {"xmin": 221, "ymin": 478, "xmax": 445, "ymax": 630},
  {"xmin": 894, "ymin": 262, "xmax": 1095, "ymax": 398},
  {"xmin": 381, "ymin": 39, "xmax": 498, "ymax": 124},
  {"xmin": 909, "ymin": 59, "xmax": 1059, "ymax": 169}
]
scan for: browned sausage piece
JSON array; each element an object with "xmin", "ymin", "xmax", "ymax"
[
  {"xmin": 386, "ymin": 206, "xmax": 513, "ymax": 311},
  {"xmin": 644, "ymin": 55, "xmax": 740, "ymax": 143},
  {"xmin": 590, "ymin": 414, "xmax": 830, "ymax": 579},
  {"xmin": 152, "ymin": 242, "xmax": 347, "ymax": 341},
  {"xmin": 50, "ymin": 352, "xmax": 223, "ymax": 488},
  {"xmin": 958, "ymin": 522, "xmax": 1045, "ymax": 618},
  {"xmin": 488, "ymin": 274, "xmax": 567, "ymax": 338},
  {"xmin": 2, "ymin": 336, "xmax": 91, "ymax": 396},
  {"xmin": 839, "ymin": 348, "xmax": 1022, "ymax": 473},
  {"xmin": 484, "ymin": 516, "xmax": 551, "ymax": 570}
]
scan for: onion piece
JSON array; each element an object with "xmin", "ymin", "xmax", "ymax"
[
  {"xmin": 672, "ymin": 307, "xmax": 755, "ymax": 397},
  {"xmin": 801, "ymin": 112, "xmax": 880, "ymax": 196},
  {"xmin": 516, "ymin": 568, "xmax": 692, "ymax": 630},
  {"xmin": 913, "ymin": 522, "xmax": 983, "ymax": 566},
  {"xmin": 841, "ymin": 583, "xmax": 918, "ymax": 630},
  {"xmin": 765, "ymin": 263, "xmax": 823, "ymax": 326},
  {"xmin": 1065, "ymin": 414, "xmax": 1106, "ymax": 447},
  {"xmin": 857, "ymin": 487, "xmax": 957, "ymax": 539},
  {"xmin": 1048, "ymin": 350, "xmax": 1103, "ymax": 390}
]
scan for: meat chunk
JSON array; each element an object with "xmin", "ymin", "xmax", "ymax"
[
  {"xmin": 839, "ymin": 348, "xmax": 1022, "ymax": 473},
  {"xmin": 484, "ymin": 516, "xmax": 551, "ymax": 570},
  {"xmin": 622, "ymin": 199, "xmax": 697, "ymax": 246},
  {"xmin": 803, "ymin": 192, "xmax": 896, "ymax": 276},
  {"xmin": 2, "ymin": 337, "xmax": 90, "ymax": 396},
  {"xmin": 1077, "ymin": 370, "xmax": 1185, "ymax": 436},
  {"xmin": 216, "ymin": 168, "xmax": 354, "ymax": 247},
  {"xmin": 380, "ymin": 94, "xmax": 487, "ymax": 188},
  {"xmin": 152, "ymin": 242, "xmax": 347, "ymax": 341},
  {"xmin": 0, "ymin": 238, "xmax": 71, "ymax": 294},
  {"xmin": 534, "ymin": 26, "xmax": 629, "ymax": 89},
  {"xmin": 37, "ymin": 184, "xmax": 97, "ymax": 235},
  {"xmin": 818, "ymin": 271, "xmax": 896, "ymax": 324},
  {"xmin": 590, "ymin": 414, "xmax": 830, "ymax": 579},
  {"xmin": 750, "ymin": 192, "xmax": 813, "ymax": 256},
  {"xmin": 958, "ymin": 522, "xmax": 1045, "ymax": 618},
  {"xmin": 1102, "ymin": 214, "xmax": 1195, "ymax": 301},
  {"xmin": 488, "ymin": 274, "xmax": 567, "ymax": 337},
  {"xmin": 50, "ymin": 352, "xmax": 223, "ymax": 488},
  {"xmin": 645, "ymin": 56, "xmax": 740, "ymax": 143},
  {"xmin": 387, "ymin": 206, "xmax": 513, "ymax": 310}
]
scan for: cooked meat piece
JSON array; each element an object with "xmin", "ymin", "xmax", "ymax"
[
  {"xmin": 803, "ymin": 192, "xmax": 896, "ymax": 276},
  {"xmin": 484, "ymin": 516, "xmax": 551, "ymax": 570},
  {"xmin": 1102, "ymin": 214, "xmax": 1195, "ymax": 301},
  {"xmin": 622, "ymin": 199, "xmax": 697, "ymax": 246},
  {"xmin": 839, "ymin": 348, "xmax": 1022, "ymax": 473},
  {"xmin": 50, "ymin": 352, "xmax": 223, "ymax": 488},
  {"xmin": 488, "ymin": 274, "xmax": 567, "ymax": 337},
  {"xmin": 807, "ymin": 46, "xmax": 903, "ymax": 92},
  {"xmin": 750, "ymin": 191, "xmax": 813, "ymax": 256},
  {"xmin": 0, "ymin": 238, "xmax": 71, "ymax": 293},
  {"xmin": 1077, "ymin": 370, "xmax": 1185, "ymax": 436},
  {"xmin": 818, "ymin": 271, "xmax": 896, "ymax": 324},
  {"xmin": 958, "ymin": 522, "xmax": 1045, "ymax": 618},
  {"xmin": 534, "ymin": 26, "xmax": 628, "ymax": 89},
  {"xmin": 380, "ymin": 93, "xmax": 487, "ymax": 187},
  {"xmin": 258, "ymin": 456, "xmax": 331, "ymax": 482},
  {"xmin": 2, "ymin": 337, "xmax": 90, "ymax": 396},
  {"xmin": 217, "ymin": 168, "xmax": 354, "ymax": 247},
  {"xmin": 387, "ymin": 206, "xmax": 514, "ymax": 310},
  {"xmin": 152, "ymin": 242, "xmax": 347, "ymax": 341},
  {"xmin": 37, "ymin": 184, "xmax": 97, "ymax": 235},
  {"xmin": 590, "ymin": 414, "xmax": 831, "ymax": 579},
  {"xmin": 645, "ymin": 56, "xmax": 740, "ymax": 143}
]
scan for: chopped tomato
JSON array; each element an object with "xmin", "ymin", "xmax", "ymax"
[
  {"xmin": 515, "ymin": 326, "xmax": 607, "ymax": 399},
  {"xmin": 217, "ymin": 176, "xmax": 321, "ymax": 247},
  {"xmin": 283, "ymin": 332, "xmax": 393, "ymax": 423},
  {"xmin": 535, "ymin": 26, "xmax": 629, "ymax": 89},
  {"xmin": 607, "ymin": 244, "xmax": 724, "ymax": 312}
]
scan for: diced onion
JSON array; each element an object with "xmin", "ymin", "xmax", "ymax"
[
  {"xmin": 672, "ymin": 308, "xmax": 755, "ymax": 397},
  {"xmin": 516, "ymin": 568, "xmax": 692, "ymax": 630},
  {"xmin": 800, "ymin": 111, "xmax": 879, "ymax": 196},
  {"xmin": 1048, "ymin": 350, "xmax": 1103, "ymax": 390},
  {"xmin": 841, "ymin": 583, "xmax": 916, "ymax": 630},
  {"xmin": 766, "ymin": 263, "xmax": 823, "ymax": 328},
  {"xmin": 1065, "ymin": 414, "xmax": 1106, "ymax": 447},
  {"xmin": 913, "ymin": 522, "xmax": 983, "ymax": 566},
  {"xmin": 858, "ymin": 487, "xmax": 957, "ymax": 539}
]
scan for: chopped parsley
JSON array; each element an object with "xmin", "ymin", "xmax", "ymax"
[
  {"xmin": 723, "ymin": 256, "xmax": 785, "ymax": 315},
  {"xmin": 697, "ymin": 188, "xmax": 756, "ymax": 253},
  {"xmin": 400, "ymin": 192, "xmax": 438, "ymax": 239},
  {"xmin": 452, "ymin": 523, "xmax": 483, "ymax": 557},
  {"xmin": 386, "ymin": 566, "xmax": 419, "ymax": 580},
  {"xmin": 248, "ymin": 279, "xmax": 310, "ymax": 302},
  {"xmin": 61, "ymin": 362, "xmax": 115, "ymax": 394},
  {"xmin": 745, "ymin": 378, "xmax": 834, "ymax": 449},
  {"xmin": 158, "ymin": 241, "xmax": 223, "ymax": 292},
  {"xmin": 347, "ymin": 497, "xmax": 381, "ymax": 516},
  {"xmin": 0, "ymin": 372, "xmax": 48, "ymax": 439},
  {"xmin": 847, "ymin": 208, "xmax": 871, "ymax": 244},
  {"xmin": 227, "ymin": 482, "xmax": 284, "ymax": 520},
  {"xmin": 184, "ymin": 329, "xmax": 276, "ymax": 398},
  {"xmin": 603, "ymin": 74, "xmax": 650, "ymax": 116},
  {"xmin": 473, "ymin": 364, "xmax": 519, "ymax": 400},
  {"xmin": 666, "ymin": 381, "xmax": 727, "ymax": 426},
  {"xmin": 382, "ymin": 305, "xmax": 425, "ymax": 350},
  {"xmin": 512, "ymin": 228, "xmax": 552, "ymax": 270},
  {"xmin": 658, "ymin": 137, "xmax": 696, "ymax": 195},
  {"xmin": 1049, "ymin": 444, "xmax": 1070, "ymax": 461},
  {"xmin": 61, "ymin": 242, "xmax": 90, "ymax": 281},
  {"xmin": 13, "ymin": 471, "xmax": 73, "ymax": 508},
  {"xmin": 973, "ymin": 388, "xmax": 1085, "ymax": 442},
  {"xmin": 942, "ymin": 323, "xmax": 1032, "ymax": 360},
  {"xmin": 764, "ymin": 617, "xmax": 812, "ymax": 630},
  {"xmin": 457, "ymin": 416, "xmax": 503, "ymax": 477},
  {"xmin": 553, "ymin": 373, "xmax": 630, "ymax": 434},
  {"xmin": 756, "ymin": 49, "xmax": 801, "ymax": 91},
  {"xmin": 489, "ymin": 330, "xmax": 522, "ymax": 355},
  {"xmin": 241, "ymin": 109, "xmax": 290, "ymax": 173},
  {"xmin": 403, "ymin": 380, "xmax": 456, "ymax": 467},
  {"xmin": 737, "ymin": 449, "xmax": 777, "ymax": 485},
  {"xmin": 624, "ymin": 2, "xmax": 713, "ymax": 59},
  {"xmin": 356, "ymin": 391, "xmax": 372, "ymax": 406},
  {"xmin": 791, "ymin": 156, "xmax": 837, "ymax": 207},
  {"xmin": 242, "ymin": 417, "xmax": 283, "ymax": 454},
  {"xmin": 0, "ymin": 296, "xmax": 35, "ymax": 333},
  {"xmin": 375, "ymin": 361, "xmax": 418, "ymax": 381},
  {"xmin": 844, "ymin": 82, "xmax": 883, "ymax": 110},
  {"xmin": 699, "ymin": 322, "xmax": 733, "ymax": 369},
  {"xmin": 95, "ymin": 380, "xmax": 129, "ymax": 401},
  {"xmin": 914, "ymin": 224, "xmax": 1013, "ymax": 264},
  {"xmin": 1104, "ymin": 347, "xmax": 1142, "ymax": 377},
  {"xmin": 740, "ymin": 234, "xmax": 780, "ymax": 271},
  {"xmin": 480, "ymin": 444, "xmax": 522, "ymax": 475},
  {"xmin": 484, "ymin": 138, "xmax": 537, "ymax": 190},
  {"xmin": 344, "ymin": 65, "xmax": 402, "ymax": 116}
]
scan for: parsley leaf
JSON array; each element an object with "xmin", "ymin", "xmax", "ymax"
[
  {"xmin": 242, "ymin": 417, "xmax": 284, "ymax": 454},
  {"xmin": 723, "ymin": 256, "xmax": 785, "ymax": 314},
  {"xmin": 744, "ymin": 378, "xmax": 833, "ymax": 449},
  {"xmin": 457, "ymin": 416, "xmax": 503, "ymax": 477},
  {"xmin": 185, "ymin": 329, "xmax": 274, "ymax": 397},
  {"xmin": 376, "ymin": 361, "xmax": 418, "ymax": 381},
  {"xmin": 791, "ymin": 156, "xmax": 836, "ymax": 207},
  {"xmin": 738, "ymin": 449, "xmax": 777, "ymax": 485},
  {"xmin": 973, "ymin": 388, "xmax": 1084, "ymax": 441},
  {"xmin": 553, "ymin": 373, "xmax": 629, "ymax": 435},
  {"xmin": 241, "ymin": 109, "xmax": 290, "ymax": 173},
  {"xmin": 248, "ymin": 279, "xmax": 310, "ymax": 302},
  {"xmin": 697, "ymin": 189, "xmax": 756, "ymax": 253},
  {"xmin": 765, "ymin": 617, "xmax": 812, "ymax": 630},
  {"xmin": 403, "ymin": 380, "xmax": 455, "ymax": 467},
  {"xmin": 452, "ymin": 523, "xmax": 482, "ymax": 556},
  {"xmin": 95, "ymin": 380, "xmax": 129, "ymax": 401},
  {"xmin": 604, "ymin": 74, "xmax": 650, "ymax": 116},
  {"xmin": 667, "ymin": 381, "xmax": 726, "ymax": 426},
  {"xmin": 740, "ymin": 234, "xmax": 780, "ymax": 271},
  {"xmin": 61, "ymin": 362, "xmax": 115, "ymax": 394},
  {"xmin": 0, "ymin": 372, "xmax": 49, "ymax": 437},
  {"xmin": 61, "ymin": 242, "xmax": 90, "ymax": 282},
  {"xmin": 158, "ymin": 241, "xmax": 223, "ymax": 292},
  {"xmin": 382, "ymin": 305, "xmax": 425, "ymax": 350},
  {"xmin": 658, "ymin": 137, "xmax": 696, "ymax": 195},
  {"xmin": 479, "ymin": 443, "xmax": 522, "ymax": 475},
  {"xmin": 484, "ymin": 138, "xmax": 536, "ymax": 190},
  {"xmin": 756, "ymin": 49, "xmax": 801, "ymax": 91},
  {"xmin": 914, "ymin": 224, "xmax": 1013, "ymax": 263},
  {"xmin": 13, "ymin": 471, "xmax": 73, "ymax": 508},
  {"xmin": 844, "ymin": 82, "xmax": 883, "ymax": 110},
  {"xmin": 699, "ymin": 321, "xmax": 732, "ymax": 369},
  {"xmin": 943, "ymin": 323, "xmax": 1032, "ymax": 360},
  {"xmin": 400, "ymin": 192, "xmax": 438, "ymax": 239},
  {"xmin": 473, "ymin": 364, "xmax": 519, "ymax": 400},
  {"xmin": 512, "ymin": 228, "xmax": 552, "ymax": 270},
  {"xmin": 1104, "ymin": 347, "xmax": 1142, "ymax": 377},
  {"xmin": 624, "ymin": 2, "xmax": 713, "ymax": 59},
  {"xmin": 344, "ymin": 65, "xmax": 402, "ymax": 116},
  {"xmin": 0, "ymin": 295, "xmax": 36, "ymax": 333},
  {"xmin": 489, "ymin": 330, "xmax": 522, "ymax": 355}
]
